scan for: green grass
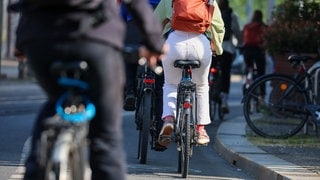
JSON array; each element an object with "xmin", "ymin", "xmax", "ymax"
[{"xmin": 247, "ymin": 135, "xmax": 320, "ymax": 147}]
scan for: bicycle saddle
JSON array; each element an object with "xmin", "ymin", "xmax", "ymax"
[
  {"xmin": 288, "ymin": 55, "xmax": 313, "ymax": 64},
  {"xmin": 50, "ymin": 61, "xmax": 89, "ymax": 75},
  {"xmin": 174, "ymin": 60, "xmax": 201, "ymax": 69}
]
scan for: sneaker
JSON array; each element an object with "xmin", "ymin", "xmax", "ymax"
[
  {"xmin": 123, "ymin": 94, "xmax": 136, "ymax": 111},
  {"xmin": 154, "ymin": 142, "xmax": 167, "ymax": 152},
  {"xmin": 158, "ymin": 118, "xmax": 174, "ymax": 147},
  {"xmin": 221, "ymin": 102, "xmax": 229, "ymax": 114},
  {"xmin": 196, "ymin": 129, "xmax": 210, "ymax": 145}
]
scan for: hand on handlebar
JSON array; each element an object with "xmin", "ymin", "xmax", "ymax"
[
  {"xmin": 138, "ymin": 44, "xmax": 168, "ymax": 67},
  {"xmin": 140, "ymin": 44, "xmax": 168, "ymax": 74}
]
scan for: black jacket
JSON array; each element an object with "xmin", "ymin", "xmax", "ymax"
[{"xmin": 10, "ymin": 0, "xmax": 164, "ymax": 53}]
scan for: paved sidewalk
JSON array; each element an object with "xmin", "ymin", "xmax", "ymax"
[{"xmin": 215, "ymin": 117, "xmax": 320, "ymax": 180}]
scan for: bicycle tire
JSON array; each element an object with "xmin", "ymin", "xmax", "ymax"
[
  {"xmin": 39, "ymin": 131, "xmax": 55, "ymax": 180},
  {"xmin": 179, "ymin": 111, "xmax": 191, "ymax": 178},
  {"xmin": 69, "ymin": 140, "xmax": 87, "ymax": 180},
  {"xmin": 137, "ymin": 92, "xmax": 152, "ymax": 164},
  {"xmin": 307, "ymin": 64, "xmax": 320, "ymax": 103},
  {"xmin": 209, "ymin": 75, "xmax": 224, "ymax": 124},
  {"xmin": 243, "ymin": 74, "xmax": 309, "ymax": 138},
  {"xmin": 179, "ymin": 105, "xmax": 191, "ymax": 178}
]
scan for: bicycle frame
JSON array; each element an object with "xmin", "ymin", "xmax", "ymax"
[{"xmin": 173, "ymin": 60, "xmax": 200, "ymax": 178}]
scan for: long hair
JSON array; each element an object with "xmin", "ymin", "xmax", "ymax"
[
  {"xmin": 218, "ymin": 0, "xmax": 230, "ymax": 11},
  {"xmin": 251, "ymin": 10, "xmax": 263, "ymax": 23}
]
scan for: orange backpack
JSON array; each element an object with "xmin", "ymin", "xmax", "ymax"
[{"xmin": 171, "ymin": 0, "xmax": 214, "ymax": 33}]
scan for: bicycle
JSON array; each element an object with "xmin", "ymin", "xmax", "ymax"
[
  {"xmin": 173, "ymin": 59, "xmax": 207, "ymax": 178},
  {"xmin": 134, "ymin": 58, "xmax": 165, "ymax": 164},
  {"xmin": 38, "ymin": 60, "xmax": 96, "ymax": 179},
  {"xmin": 242, "ymin": 54, "xmax": 320, "ymax": 139},
  {"xmin": 208, "ymin": 58, "xmax": 224, "ymax": 125},
  {"xmin": 123, "ymin": 45, "xmax": 165, "ymax": 164}
]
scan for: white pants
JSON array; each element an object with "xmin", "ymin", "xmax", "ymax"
[{"xmin": 162, "ymin": 31, "xmax": 212, "ymax": 125}]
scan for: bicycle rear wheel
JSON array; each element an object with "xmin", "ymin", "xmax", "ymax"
[
  {"xmin": 243, "ymin": 74, "xmax": 308, "ymax": 138},
  {"xmin": 137, "ymin": 92, "xmax": 152, "ymax": 164},
  {"xmin": 51, "ymin": 130, "xmax": 86, "ymax": 180},
  {"xmin": 178, "ymin": 111, "xmax": 191, "ymax": 178}
]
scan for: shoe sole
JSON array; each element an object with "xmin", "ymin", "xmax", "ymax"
[
  {"xmin": 222, "ymin": 107, "xmax": 229, "ymax": 114},
  {"xmin": 123, "ymin": 97, "xmax": 135, "ymax": 111},
  {"xmin": 158, "ymin": 124, "xmax": 174, "ymax": 147},
  {"xmin": 196, "ymin": 139, "xmax": 210, "ymax": 145}
]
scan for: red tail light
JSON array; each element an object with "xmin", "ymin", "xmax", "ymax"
[
  {"xmin": 210, "ymin": 67, "xmax": 218, "ymax": 74},
  {"xmin": 143, "ymin": 78, "xmax": 155, "ymax": 84},
  {"xmin": 183, "ymin": 102, "xmax": 191, "ymax": 109},
  {"xmin": 186, "ymin": 68, "xmax": 192, "ymax": 75}
]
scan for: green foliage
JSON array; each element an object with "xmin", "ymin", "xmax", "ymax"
[
  {"xmin": 263, "ymin": 0, "xmax": 320, "ymax": 54},
  {"xmin": 228, "ymin": 0, "xmax": 286, "ymax": 27}
]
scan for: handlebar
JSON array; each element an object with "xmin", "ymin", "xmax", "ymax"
[{"xmin": 122, "ymin": 44, "xmax": 163, "ymax": 75}]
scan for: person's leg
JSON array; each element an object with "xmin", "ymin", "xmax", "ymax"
[
  {"xmin": 188, "ymin": 33, "xmax": 212, "ymax": 144},
  {"xmin": 123, "ymin": 62, "xmax": 138, "ymax": 110},
  {"xmin": 123, "ymin": 20, "xmax": 143, "ymax": 111},
  {"xmin": 83, "ymin": 43, "xmax": 126, "ymax": 180},
  {"xmin": 219, "ymin": 52, "xmax": 233, "ymax": 113},
  {"xmin": 254, "ymin": 48, "xmax": 266, "ymax": 96},
  {"xmin": 153, "ymin": 64, "xmax": 166, "ymax": 150},
  {"xmin": 22, "ymin": 41, "xmax": 69, "ymax": 180},
  {"xmin": 158, "ymin": 32, "xmax": 184, "ymax": 147}
]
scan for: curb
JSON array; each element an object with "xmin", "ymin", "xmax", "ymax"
[{"xmin": 214, "ymin": 116, "xmax": 320, "ymax": 180}]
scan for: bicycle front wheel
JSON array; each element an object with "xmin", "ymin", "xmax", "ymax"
[
  {"xmin": 137, "ymin": 92, "xmax": 152, "ymax": 164},
  {"xmin": 243, "ymin": 74, "xmax": 308, "ymax": 138}
]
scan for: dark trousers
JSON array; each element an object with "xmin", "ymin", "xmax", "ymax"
[
  {"xmin": 212, "ymin": 51, "xmax": 233, "ymax": 94},
  {"xmin": 243, "ymin": 46, "xmax": 266, "ymax": 95},
  {"xmin": 23, "ymin": 40, "xmax": 126, "ymax": 180},
  {"xmin": 243, "ymin": 46, "xmax": 266, "ymax": 77}
]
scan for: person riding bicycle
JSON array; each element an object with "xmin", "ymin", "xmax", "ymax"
[
  {"xmin": 154, "ymin": 0, "xmax": 225, "ymax": 147},
  {"xmin": 121, "ymin": 0, "xmax": 164, "ymax": 112},
  {"xmin": 213, "ymin": 0, "xmax": 242, "ymax": 114},
  {"xmin": 242, "ymin": 10, "xmax": 268, "ymax": 93},
  {"xmin": 8, "ymin": 0, "xmax": 166, "ymax": 179}
]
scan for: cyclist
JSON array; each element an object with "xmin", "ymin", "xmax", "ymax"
[
  {"xmin": 154, "ymin": 0, "xmax": 225, "ymax": 146},
  {"xmin": 121, "ymin": 0, "xmax": 163, "ymax": 112},
  {"xmin": 213, "ymin": 0, "xmax": 242, "ymax": 113},
  {"xmin": 242, "ymin": 10, "xmax": 268, "ymax": 94},
  {"xmin": 8, "ymin": 0, "xmax": 166, "ymax": 179}
]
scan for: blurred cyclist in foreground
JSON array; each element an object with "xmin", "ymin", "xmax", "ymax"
[{"xmin": 8, "ymin": 0, "xmax": 166, "ymax": 179}]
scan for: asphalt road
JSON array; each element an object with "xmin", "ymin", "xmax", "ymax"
[{"xmin": 0, "ymin": 76, "xmax": 254, "ymax": 180}]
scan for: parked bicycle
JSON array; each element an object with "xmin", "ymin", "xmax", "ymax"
[
  {"xmin": 209, "ymin": 58, "xmax": 224, "ymax": 125},
  {"xmin": 242, "ymin": 53, "xmax": 320, "ymax": 139},
  {"xmin": 173, "ymin": 59, "xmax": 208, "ymax": 178},
  {"xmin": 39, "ymin": 60, "xmax": 96, "ymax": 179}
]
